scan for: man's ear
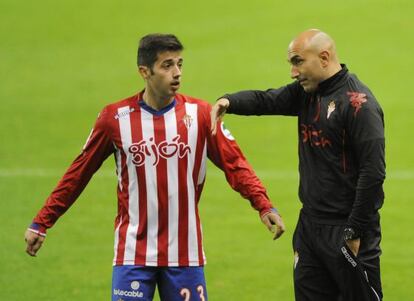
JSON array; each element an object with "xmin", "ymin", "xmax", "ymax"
[
  {"xmin": 138, "ymin": 65, "xmax": 150, "ymax": 80},
  {"xmin": 319, "ymin": 50, "xmax": 330, "ymax": 68}
]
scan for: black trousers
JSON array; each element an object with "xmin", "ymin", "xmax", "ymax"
[{"xmin": 293, "ymin": 210, "xmax": 382, "ymax": 301}]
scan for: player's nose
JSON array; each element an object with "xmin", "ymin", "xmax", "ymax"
[
  {"xmin": 173, "ymin": 65, "xmax": 181, "ymax": 77},
  {"xmin": 290, "ymin": 65, "xmax": 300, "ymax": 79}
]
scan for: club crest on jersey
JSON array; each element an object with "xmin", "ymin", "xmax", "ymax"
[
  {"xmin": 114, "ymin": 108, "xmax": 135, "ymax": 119},
  {"xmin": 220, "ymin": 122, "xmax": 235, "ymax": 141},
  {"xmin": 347, "ymin": 92, "xmax": 367, "ymax": 116},
  {"xmin": 327, "ymin": 100, "xmax": 336, "ymax": 119},
  {"xmin": 128, "ymin": 135, "xmax": 191, "ymax": 166},
  {"xmin": 182, "ymin": 114, "xmax": 193, "ymax": 129}
]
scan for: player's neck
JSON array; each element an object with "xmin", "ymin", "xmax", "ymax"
[
  {"xmin": 325, "ymin": 62, "xmax": 342, "ymax": 80},
  {"xmin": 142, "ymin": 89, "xmax": 174, "ymax": 111}
]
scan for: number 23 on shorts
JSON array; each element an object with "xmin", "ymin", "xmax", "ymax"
[{"xmin": 180, "ymin": 285, "xmax": 206, "ymax": 301}]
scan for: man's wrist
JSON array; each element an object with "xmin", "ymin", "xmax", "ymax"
[
  {"xmin": 343, "ymin": 227, "xmax": 361, "ymax": 241},
  {"xmin": 260, "ymin": 207, "xmax": 280, "ymax": 219},
  {"xmin": 28, "ymin": 223, "xmax": 47, "ymax": 237}
]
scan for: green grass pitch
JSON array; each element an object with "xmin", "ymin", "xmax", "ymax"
[{"xmin": 1, "ymin": 0, "xmax": 413, "ymax": 299}]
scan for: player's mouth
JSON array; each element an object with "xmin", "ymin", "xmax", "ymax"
[
  {"xmin": 171, "ymin": 81, "xmax": 180, "ymax": 90},
  {"xmin": 298, "ymin": 78, "xmax": 307, "ymax": 85}
]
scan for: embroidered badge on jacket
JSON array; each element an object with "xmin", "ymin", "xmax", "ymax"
[{"xmin": 327, "ymin": 101, "xmax": 336, "ymax": 119}]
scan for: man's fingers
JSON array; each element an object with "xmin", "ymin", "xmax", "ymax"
[
  {"xmin": 33, "ymin": 237, "xmax": 44, "ymax": 252},
  {"xmin": 211, "ymin": 116, "xmax": 221, "ymax": 135},
  {"xmin": 210, "ymin": 98, "xmax": 229, "ymax": 135},
  {"xmin": 273, "ymin": 225, "xmax": 285, "ymax": 240},
  {"xmin": 262, "ymin": 213, "xmax": 286, "ymax": 240},
  {"xmin": 24, "ymin": 230, "xmax": 45, "ymax": 257},
  {"xmin": 26, "ymin": 236, "xmax": 38, "ymax": 256},
  {"xmin": 262, "ymin": 218, "xmax": 273, "ymax": 231}
]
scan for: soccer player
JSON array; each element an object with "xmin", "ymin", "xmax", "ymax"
[
  {"xmin": 211, "ymin": 29, "xmax": 385, "ymax": 300},
  {"xmin": 24, "ymin": 34, "xmax": 285, "ymax": 301}
]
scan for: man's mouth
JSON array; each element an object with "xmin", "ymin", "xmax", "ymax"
[{"xmin": 171, "ymin": 81, "xmax": 180, "ymax": 88}]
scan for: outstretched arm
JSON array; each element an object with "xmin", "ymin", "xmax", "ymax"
[
  {"xmin": 24, "ymin": 107, "xmax": 114, "ymax": 256},
  {"xmin": 211, "ymin": 83, "xmax": 302, "ymax": 135}
]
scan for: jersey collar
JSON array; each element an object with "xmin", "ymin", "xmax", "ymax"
[{"xmin": 137, "ymin": 91, "xmax": 177, "ymax": 116}]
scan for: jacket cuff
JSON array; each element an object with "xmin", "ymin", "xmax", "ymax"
[
  {"xmin": 28, "ymin": 223, "xmax": 47, "ymax": 237},
  {"xmin": 260, "ymin": 207, "xmax": 279, "ymax": 218}
]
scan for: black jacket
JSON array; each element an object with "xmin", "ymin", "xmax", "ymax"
[{"xmin": 224, "ymin": 65, "xmax": 385, "ymax": 232}]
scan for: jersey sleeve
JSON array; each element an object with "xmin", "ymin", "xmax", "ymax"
[
  {"xmin": 206, "ymin": 115, "xmax": 274, "ymax": 217},
  {"xmin": 30, "ymin": 107, "xmax": 115, "ymax": 235},
  {"xmin": 345, "ymin": 92, "xmax": 386, "ymax": 232},
  {"xmin": 224, "ymin": 81, "xmax": 302, "ymax": 116}
]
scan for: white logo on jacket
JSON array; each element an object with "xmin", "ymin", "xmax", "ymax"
[{"xmin": 220, "ymin": 122, "xmax": 235, "ymax": 141}]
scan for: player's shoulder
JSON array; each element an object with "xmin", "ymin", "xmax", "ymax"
[
  {"xmin": 175, "ymin": 93, "xmax": 212, "ymax": 111},
  {"xmin": 99, "ymin": 93, "xmax": 140, "ymax": 120},
  {"xmin": 340, "ymin": 73, "xmax": 383, "ymax": 117}
]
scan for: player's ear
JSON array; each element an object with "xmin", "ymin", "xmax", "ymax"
[
  {"xmin": 138, "ymin": 65, "xmax": 150, "ymax": 80},
  {"xmin": 319, "ymin": 50, "xmax": 330, "ymax": 68}
]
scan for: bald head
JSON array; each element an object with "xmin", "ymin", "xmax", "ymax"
[
  {"xmin": 289, "ymin": 29, "xmax": 338, "ymax": 63},
  {"xmin": 288, "ymin": 29, "xmax": 342, "ymax": 92}
]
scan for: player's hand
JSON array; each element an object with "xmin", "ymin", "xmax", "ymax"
[
  {"xmin": 210, "ymin": 98, "xmax": 230, "ymax": 135},
  {"xmin": 261, "ymin": 211, "xmax": 285, "ymax": 240},
  {"xmin": 25, "ymin": 229, "xmax": 45, "ymax": 257},
  {"xmin": 345, "ymin": 238, "xmax": 360, "ymax": 256}
]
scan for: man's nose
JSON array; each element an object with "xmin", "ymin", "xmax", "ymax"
[
  {"xmin": 173, "ymin": 65, "xmax": 181, "ymax": 77},
  {"xmin": 290, "ymin": 66, "xmax": 299, "ymax": 79}
]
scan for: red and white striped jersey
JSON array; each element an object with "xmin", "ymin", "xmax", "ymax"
[{"xmin": 32, "ymin": 92, "xmax": 274, "ymax": 267}]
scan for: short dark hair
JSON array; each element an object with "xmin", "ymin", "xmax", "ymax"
[{"xmin": 137, "ymin": 34, "xmax": 183, "ymax": 68}]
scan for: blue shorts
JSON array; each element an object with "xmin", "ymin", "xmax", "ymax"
[{"xmin": 112, "ymin": 265, "xmax": 207, "ymax": 301}]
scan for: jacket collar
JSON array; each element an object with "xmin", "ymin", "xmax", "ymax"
[{"xmin": 316, "ymin": 64, "xmax": 349, "ymax": 96}]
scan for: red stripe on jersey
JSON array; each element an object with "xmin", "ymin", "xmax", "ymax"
[
  {"xmin": 175, "ymin": 104, "xmax": 189, "ymax": 266},
  {"xmin": 131, "ymin": 107, "xmax": 148, "ymax": 265},
  {"xmin": 153, "ymin": 115, "xmax": 169, "ymax": 266}
]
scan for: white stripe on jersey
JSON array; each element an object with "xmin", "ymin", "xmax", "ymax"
[
  {"xmin": 198, "ymin": 142, "xmax": 207, "ymax": 264},
  {"xmin": 114, "ymin": 144, "xmax": 123, "ymax": 191},
  {"xmin": 185, "ymin": 103, "xmax": 199, "ymax": 265},
  {"xmin": 113, "ymin": 143, "xmax": 124, "ymax": 262},
  {"xmin": 118, "ymin": 106, "xmax": 139, "ymax": 264},
  {"xmin": 113, "ymin": 215, "xmax": 122, "ymax": 261},
  {"xmin": 141, "ymin": 109, "xmax": 159, "ymax": 266},
  {"xmin": 197, "ymin": 142, "xmax": 207, "ymax": 185},
  {"xmin": 164, "ymin": 108, "xmax": 179, "ymax": 265}
]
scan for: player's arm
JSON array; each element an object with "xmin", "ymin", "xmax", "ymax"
[
  {"xmin": 206, "ymin": 114, "xmax": 285, "ymax": 240},
  {"xmin": 345, "ymin": 93, "xmax": 385, "ymax": 255},
  {"xmin": 211, "ymin": 82, "xmax": 302, "ymax": 134},
  {"xmin": 25, "ymin": 107, "xmax": 115, "ymax": 256}
]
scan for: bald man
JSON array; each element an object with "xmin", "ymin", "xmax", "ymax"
[{"xmin": 211, "ymin": 29, "xmax": 385, "ymax": 300}]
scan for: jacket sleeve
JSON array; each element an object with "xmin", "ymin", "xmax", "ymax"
[
  {"xmin": 345, "ymin": 92, "xmax": 386, "ymax": 232},
  {"xmin": 206, "ymin": 113, "xmax": 274, "ymax": 217},
  {"xmin": 223, "ymin": 81, "xmax": 302, "ymax": 116},
  {"xmin": 31, "ymin": 107, "xmax": 115, "ymax": 234}
]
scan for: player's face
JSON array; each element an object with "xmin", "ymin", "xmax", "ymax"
[
  {"xmin": 288, "ymin": 44, "xmax": 325, "ymax": 93},
  {"xmin": 143, "ymin": 51, "xmax": 183, "ymax": 100}
]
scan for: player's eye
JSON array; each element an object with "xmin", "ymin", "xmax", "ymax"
[
  {"xmin": 290, "ymin": 56, "xmax": 303, "ymax": 66},
  {"xmin": 294, "ymin": 59, "xmax": 304, "ymax": 66}
]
